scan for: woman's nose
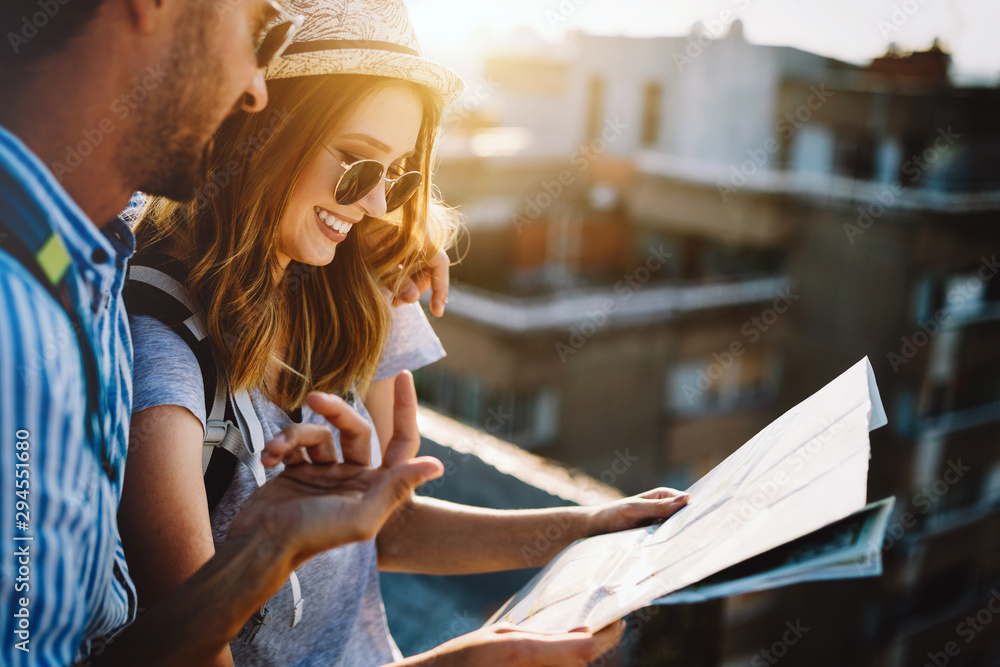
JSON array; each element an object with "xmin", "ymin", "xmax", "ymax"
[{"xmin": 357, "ymin": 180, "xmax": 388, "ymax": 219}]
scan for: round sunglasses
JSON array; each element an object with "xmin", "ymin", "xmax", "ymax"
[{"xmin": 323, "ymin": 146, "xmax": 424, "ymax": 214}]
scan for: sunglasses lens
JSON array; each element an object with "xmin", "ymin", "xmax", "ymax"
[
  {"xmin": 385, "ymin": 172, "xmax": 423, "ymax": 213},
  {"xmin": 336, "ymin": 161, "xmax": 384, "ymax": 206},
  {"xmin": 256, "ymin": 22, "xmax": 294, "ymax": 68}
]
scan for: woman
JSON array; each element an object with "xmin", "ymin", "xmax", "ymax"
[{"xmin": 119, "ymin": 1, "xmax": 690, "ymax": 665}]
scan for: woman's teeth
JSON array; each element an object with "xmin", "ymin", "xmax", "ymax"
[{"xmin": 315, "ymin": 206, "xmax": 354, "ymax": 234}]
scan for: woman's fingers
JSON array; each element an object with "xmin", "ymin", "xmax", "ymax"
[
  {"xmin": 305, "ymin": 392, "xmax": 372, "ymax": 466},
  {"xmin": 394, "ymin": 275, "xmax": 423, "ymax": 305},
  {"xmin": 389, "ymin": 249, "xmax": 450, "ymax": 317},
  {"xmin": 631, "ymin": 493, "xmax": 690, "ymax": 524},
  {"xmin": 262, "ymin": 423, "xmax": 338, "ymax": 467},
  {"xmin": 382, "ymin": 371, "xmax": 422, "ymax": 468},
  {"xmin": 637, "ymin": 487, "xmax": 686, "ymax": 500},
  {"xmin": 427, "ymin": 249, "xmax": 450, "ymax": 318}
]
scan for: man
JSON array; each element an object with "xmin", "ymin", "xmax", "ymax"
[
  {"xmin": 0, "ymin": 1, "xmax": 625, "ymax": 665},
  {"xmin": 0, "ymin": 0, "xmax": 443, "ymax": 663}
]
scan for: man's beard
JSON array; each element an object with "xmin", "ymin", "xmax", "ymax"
[{"xmin": 119, "ymin": 13, "xmax": 234, "ymax": 203}]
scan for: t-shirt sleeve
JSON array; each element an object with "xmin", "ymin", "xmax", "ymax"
[
  {"xmin": 374, "ymin": 302, "xmax": 446, "ymax": 382},
  {"xmin": 129, "ymin": 314, "xmax": 208, "ymax": 433}
]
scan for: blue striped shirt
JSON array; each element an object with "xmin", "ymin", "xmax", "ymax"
[{"xmin": 0, "ymin": 126, "xmax": 136, "ymax": 665}]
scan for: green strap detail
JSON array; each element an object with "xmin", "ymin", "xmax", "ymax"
[{"xmin": 35, "ymin": 233, "xmax": 71, "ymax": 285}]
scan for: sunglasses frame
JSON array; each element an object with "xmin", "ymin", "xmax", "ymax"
[
  {"xmin": 256, "ymin": 0, "xmax": 305, "ymax": 68},
  {"xmin": 323, "ymin": 146, "xmax": 424, "ymax": 214}
]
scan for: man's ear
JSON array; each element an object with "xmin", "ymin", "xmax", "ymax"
[{"xmin": 125, "ymin": 0, "xmax": 169, "ymax": 34}]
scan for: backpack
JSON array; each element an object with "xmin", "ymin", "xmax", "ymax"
[{"xmin": 125, "ymin": 251, "xmax": 303, "ymax": 637}]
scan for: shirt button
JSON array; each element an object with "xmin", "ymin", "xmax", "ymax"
[{"xmin": 92, "ymin": 248, "xmax": 110, "ymax": 264}]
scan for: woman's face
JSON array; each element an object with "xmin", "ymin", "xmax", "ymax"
[{"xmin": 276, "ymin": 83, "xmax": 424, "ymax": 269}]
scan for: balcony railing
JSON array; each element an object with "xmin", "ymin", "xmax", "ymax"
[{"xmin": 441, "ymin": 275, "xmax": 791, "ymax": 334}]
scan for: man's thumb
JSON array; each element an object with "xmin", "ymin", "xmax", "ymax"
[{"xmin": 384, "ymin": 456, "xmax": 444, "ymax": 502}]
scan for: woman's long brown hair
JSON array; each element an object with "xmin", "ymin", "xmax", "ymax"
[{"xmin": 134, "ymin": 74, "xmax": 459, "ymax": 410}]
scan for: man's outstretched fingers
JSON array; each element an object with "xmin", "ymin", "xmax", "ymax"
[
  {"xmin": 382, "ymin": 371, "xmax": 421, "ymax": 468},
  {"xmin": 305, "ymin": 392, "xmax": 372, "ymax": 466}
]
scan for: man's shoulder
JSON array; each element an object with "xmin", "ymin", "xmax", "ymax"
[
  {"xmin": 0, "ymin": 247, "xmax": 70, "ymax": 319},
  {"xmin": 0, "ymin": 245, "xmax": 65, "ymax": 306},
  {"xmin": 0, "ymin": 248, "xmax": 80, "ymax": 373}
]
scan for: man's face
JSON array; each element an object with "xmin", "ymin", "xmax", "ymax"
[{"xmin": 123, "ymin": 0, "xmax": 273, "ymax": 201}]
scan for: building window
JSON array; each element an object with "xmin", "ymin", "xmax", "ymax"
[
  {"xmin": 640, "ymin": 82, "xmax": 662, "ymax": 148},
  {"xmin": 832, "ymin": 131, "xmax": 877, "ymax": 181},
  {"xmin": 414, "ymin": 368, "xmax": 560, "ymax": 449},
  {"xmin": 586, "ymin": 76, "xmax": 605, "ymax": 141},
  {"xmin": 665, "ymin": 349, "xmax": 782, "ymax": 415},
  {"xmin": 983, "ymin": 463, "xmax": 1000, "ymax": 509}
]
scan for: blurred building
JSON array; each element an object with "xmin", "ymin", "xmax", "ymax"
[
  {"xmin": 416, "ymin": 23, "xmax": 1000, "ymax": 667},
  {"xmin": 382, "ymin": 409, "xmax": 723, "ymax": 666}
]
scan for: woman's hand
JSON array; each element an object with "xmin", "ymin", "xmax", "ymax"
[
  {"xmin": 392, "ymin": 248, "xmax": 450, "ymax": 317},
  {"xmin": 398, "ymin": 621, "xmax": 626, "ymax": 667},
  {"xmin": 583, "ymin": 488, "xmax": 690, "ymax": 537}
]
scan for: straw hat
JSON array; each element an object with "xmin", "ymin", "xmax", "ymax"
[{"xmin": 265, "ymin": 0, "xmax": 465, "ymax": 105}]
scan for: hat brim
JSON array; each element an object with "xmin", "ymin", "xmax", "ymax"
[{"xmin": 265, "ymin": 50, "xmax": 465, "ymax": 106}]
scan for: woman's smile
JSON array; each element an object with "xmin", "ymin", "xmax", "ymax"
[{"xmin": 314, "ymin": 205, "xmax": 359, "ymax": 243}]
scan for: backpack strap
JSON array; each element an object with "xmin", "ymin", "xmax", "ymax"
[
  {"xmin": 125, "ymin": 252, "xmax": 303, "ymax": 629},
  {"xmin": 126, "ymin": 255, "xmax": 243, "ymax": 506}
]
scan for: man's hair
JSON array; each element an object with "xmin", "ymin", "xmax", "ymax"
[{"xmin": 1, "ymin": 0, "xmax": 105, "ymax": 62}]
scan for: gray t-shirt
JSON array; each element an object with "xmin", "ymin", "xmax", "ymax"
[{"xmin": 129, "ymin": 302, "xmax": 445, "ymax": 667}]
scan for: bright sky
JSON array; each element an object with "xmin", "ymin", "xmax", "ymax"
[{"xmin": 407, "ymin": 0, "xmax": 1000, "ymax": 83}]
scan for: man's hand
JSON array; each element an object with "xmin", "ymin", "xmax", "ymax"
[
  {"xmin": 392, "ymin": 248, "xmax": 450, "ymax": 317},
  {"xmin": 584, "ymin": 488, "xmax": 690, "ymax": 537},
  {"xmin": 401, "ymin": 622, "xmax": 627, "ymax": 667},
  {"xmin": 230, "ymin": 372, "xmax": 443, "ymax": 568}
]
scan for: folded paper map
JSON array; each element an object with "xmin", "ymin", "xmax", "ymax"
[{"xmin": 489, "ymin": 358, "xmax": 894, "ymax": 631}]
